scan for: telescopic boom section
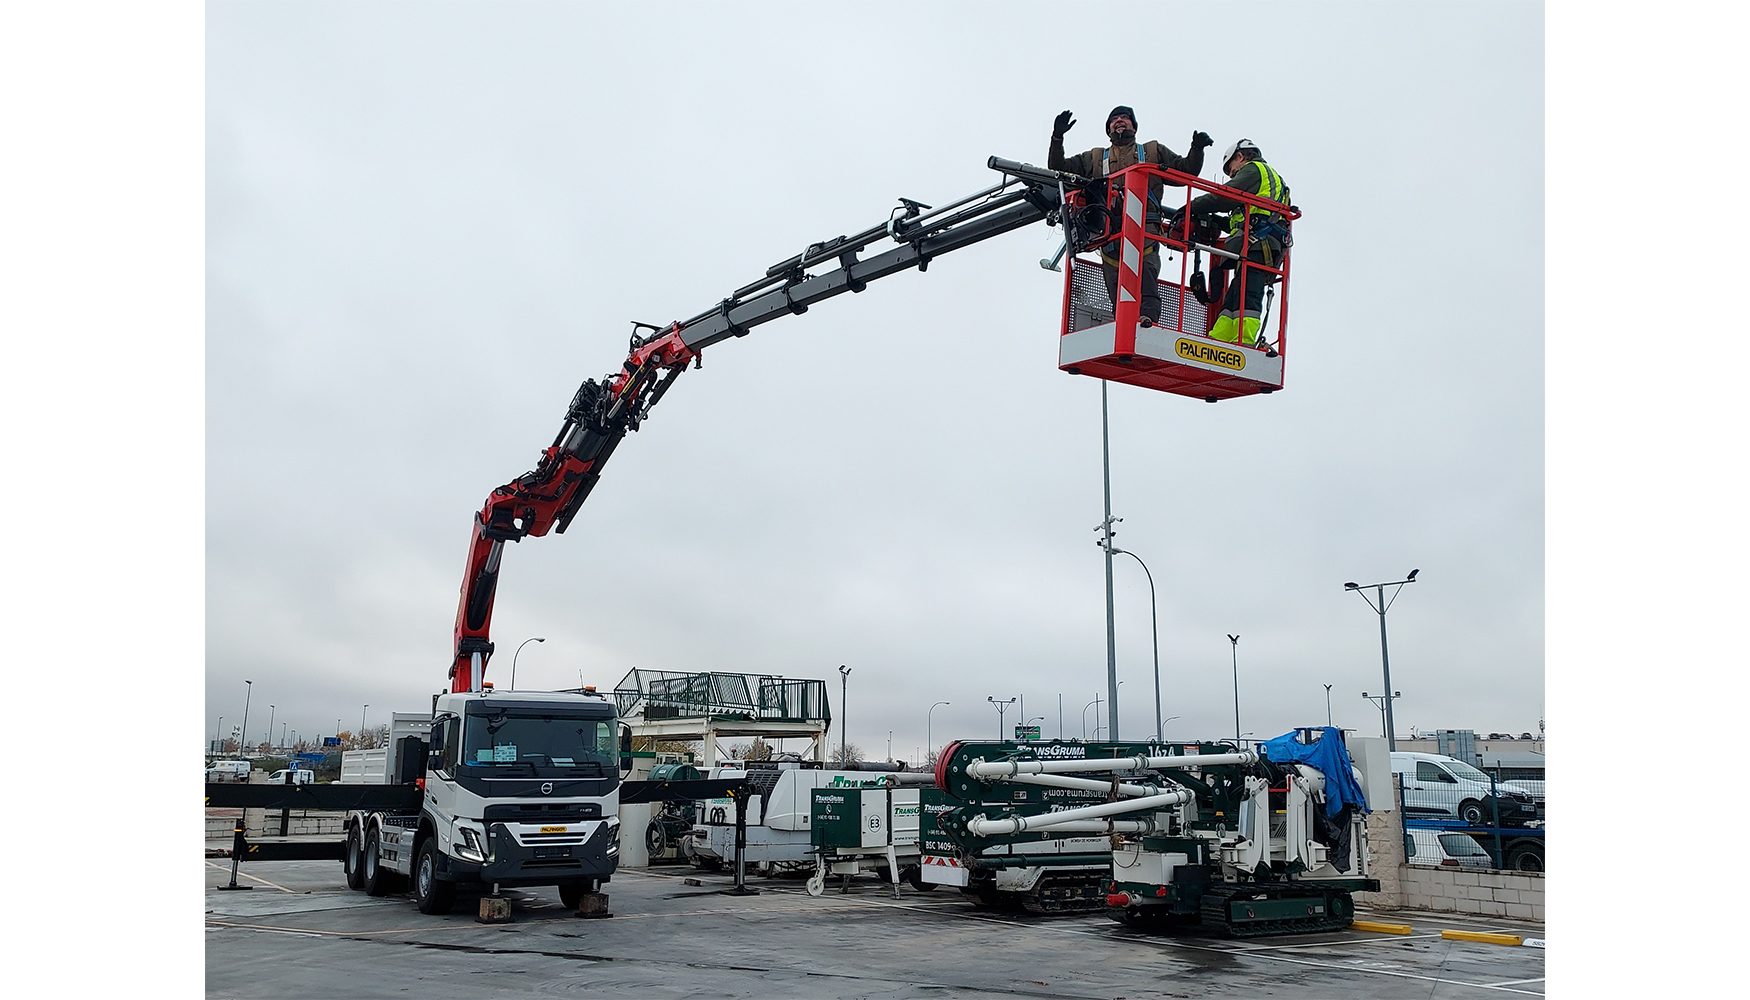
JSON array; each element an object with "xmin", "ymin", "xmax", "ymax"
[{"xmin": 448, "ymin": 157, "xmax": 1076, "ymax": 693}]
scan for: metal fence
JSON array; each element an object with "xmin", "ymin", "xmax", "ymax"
[
  {"xmin": 1396, "ymin": 763, "xmax": 1545, "ymax": 873},
  {"xmin": 613, "ymin": 669, "xmax": 831, "ymax": 724}
]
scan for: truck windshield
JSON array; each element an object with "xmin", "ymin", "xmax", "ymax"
[{"xmin": 461, "ymin": 711, "xmax": 616, "ymax": 776}]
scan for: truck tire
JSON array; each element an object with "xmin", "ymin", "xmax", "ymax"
[
  {"xmin": 558, "ymin": 881, "xmax": 586, "ymax": 909},
  {"xmin": 344, "ymin": 826, "xmax": 365, "ymax": 890},
  {"xmin": 903, "ymin": 865, "xmax": 937, "ymax": 892},
  {"xmin": 362, "ymin": 827, "xmax": 395, "ymax": 897},
  {"xmin": 413, "ymin": 838, "xmax": 456, "ymax": 914},
  {"xmin": 1459, "ymin": 799, "xmax": 1486, "ymax": 825}
]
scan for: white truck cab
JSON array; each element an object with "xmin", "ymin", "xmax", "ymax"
[{"xmin": 342, "ymin": 689, "xmax": 626, "ymax": 914}]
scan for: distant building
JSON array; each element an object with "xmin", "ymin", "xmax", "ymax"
[{"xmin": 1395, "ymin": 728, "xmax": 1544, "ymax": 783}]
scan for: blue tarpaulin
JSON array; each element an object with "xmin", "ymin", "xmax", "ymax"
[{"xmin": 1260, "ymin": 727, "xmax": 1369, "ymax": 816}]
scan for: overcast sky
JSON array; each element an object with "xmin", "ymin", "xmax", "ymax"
[{"xmin": 205, "ymin": 2, "xmax": 1545, "ymax": 760}]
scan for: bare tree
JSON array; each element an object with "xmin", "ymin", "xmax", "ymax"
[
  {"xmin": 728, "ymin": 738, "xmax": 773, "ymax": 761},
  {"xmin": 829, "ymin": 743, "xmax": 865, "ymax": 764}
]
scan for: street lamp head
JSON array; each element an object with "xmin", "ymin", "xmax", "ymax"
[
  {"xmin": 1343, "ymin": 582, "xmax": 1358, "ymax": 590},
  {"xmin": 533, "ymin": 636, "xmax": 546, "ymax": 643},
  {"xmin": 839, "ymin": 664, "xmax": 850, "ymax": 677},
  {"xmin": 1227, "ymin": 634, "xmax": 1239, "ymax": 644},
  {"xmin": 1406, "ymin": 569, "xmax": 1419, "ymax": 581}
]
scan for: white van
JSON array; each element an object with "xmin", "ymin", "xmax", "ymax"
[
  {"xmin": 1407, "ymin": 828, "xmax": 1495, "ymax": 869},
  {"xmin": 1390, "ymin": 752, "xmax": 1537, "ymax": 825},
  {"xmin": 207, "ymin": 760, "xmax": 251, "ymax": 782},
  {"xmin": 267, "ymin": 767, "xmax": 316, "ymax": 785}
]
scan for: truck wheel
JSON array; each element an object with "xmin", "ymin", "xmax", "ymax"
[
  {"xmin": 362, "ymin": 827, "xmax": 395, "ymax": 897},
  {"xmin": 344, "ymin": 826, "xmax": 365, "ymax": 890},
  {"xmin": 1459, "ymin": 799, "xmax": 1486, "ymax": 825},
  {"xmin": 1509, "ymin": 846, "xmax": 1544, "ymax": 873},
  {"xmin": 558, "ymin": 881, "xmax": 585, "ymax": 909},
  {"xmin": 413, "ymin": 838, "xmax": 456, "ymax": 914},
  {"xmin": 903, "ymin": 866, "xmax": 937, "ymax": 892}
]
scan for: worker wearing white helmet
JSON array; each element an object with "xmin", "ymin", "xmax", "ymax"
[
  {"xmin": 1048, "ymin": 106, "xmax": 1213, "ymax": 326},
  {"xmin": 1173, "ymin": 139, "xmax": 1291, "ymax": 347}
]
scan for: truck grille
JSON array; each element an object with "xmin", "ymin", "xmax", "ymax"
[{"xmin": 514, "ymin": 831, "xmax": 588, "ymax": 846}]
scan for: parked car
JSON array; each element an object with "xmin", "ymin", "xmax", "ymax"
[
  {"xmin": 1407, "ymin": 828, "xmax": 1495, "ymax": 869},
  {"xmin": 267, "ymin": 768, "xmax": 315, "ymax": 785},
  {"xmin": 1390, "ymin": 752, "xmax": 1537, "ymax": 825}
]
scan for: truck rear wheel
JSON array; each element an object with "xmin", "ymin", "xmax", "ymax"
[
  {"xmin": 413, "ymin": 838, "xmax": 456, "ymax": 914},
  {"xmin": 362, "ymin": 827, "xmax": 395, "ymax": 897},
  {"xmin": 343, "ymin": 826, "xmax": 365, "ymax": 890}
]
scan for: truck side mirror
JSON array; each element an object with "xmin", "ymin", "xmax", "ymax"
[{"xmin": 620, "ymin": 724, "xmax": 634, "ymax": 773}]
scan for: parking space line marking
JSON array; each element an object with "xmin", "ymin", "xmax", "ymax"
[
  {"xmin": 1484, "ymin": 978, "xmax": 1547, "ymax": 987},
  {"xmin": 203, "ymin": 861, "xmax": 297, "ymax": 893}
]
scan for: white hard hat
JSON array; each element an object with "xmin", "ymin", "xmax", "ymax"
[{"xmin": 1221, "ymin": 138, "xmax": 1261, "ymax": 174}]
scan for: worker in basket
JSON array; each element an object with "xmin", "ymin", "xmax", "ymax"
[
  {"xmin": 1049, "ymin": 106, "xmax": 1213, "ymax": 327},
  {"xmin": 1174, "ymin": 139, "xmax": 1291, "ymax": 348}
]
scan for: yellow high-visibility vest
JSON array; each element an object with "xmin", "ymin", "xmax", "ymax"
[{"xmin": 1227, "ymin": 160, "xmax": 1287, "ymax": 235}]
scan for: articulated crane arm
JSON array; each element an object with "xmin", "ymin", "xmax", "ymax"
[{"xmin": 449, "ymin": 156, "xmax": 1087, "ymax": 693}]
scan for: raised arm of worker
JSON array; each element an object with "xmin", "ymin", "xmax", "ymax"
[
  {"xmin": 1047, "ymin": 110, "xmax": 1097, "ymax": 174},
  {"xmin": 1146, "ymin": 131, "xmax": 1213, "ymax": 184}
]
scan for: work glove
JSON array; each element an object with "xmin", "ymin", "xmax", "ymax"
[
  {"xmin": 1052, "ymin": 110, "xmax": 1076, "ymax": 139},
  {"xmin": 1191, "ymin": 131, "xmax": 1214, "ymax": 151},
  {"xmin": 1188, "ymin": 269, "xmax": 1209, "ymax": 305}
]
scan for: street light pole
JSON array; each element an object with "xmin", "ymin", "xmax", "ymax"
[
  {"xmin": 240, "ymin": 680, "xmax": 253, "ymax": 757},
  {"xmin": 988, "ymin": 696, "xmax": 1016, "ymax": 740},
  {"xmin": 361, "ymin": 704, "xmax": 369, "ymax": 742},
  {"xmin": 1362, "ymin": 692, "xmax": 1400, "ymax": 741},
  {"xmin": 1227, "ymin": 635, "xmax": 1241, "ymax": 743},
  {"xmin": 838, "ymin": 665, "xmax": 851, "ymax": 762},
  {"xmin": 1345, "ymin": 570, "xmax": 1418, "ymax": 751},
  {"xmin": 1097, "ymin": 380, "xmax": 1120, "ymax": 743},
  {"xmin": 266, "ymin": 705, "xmax": 275, "ymax": 753},
  {"xmin": 511, "ymin": 636, "xmax": 546, "ymax": 690},
  {"xmin": 214, "ymin": 716, "xmax": 223, "ymax": 753},
  {"xmin": 1107, "ymin": 544, "xmax": 1162, "ymax": 743},
  {"xmin": 927, "ymin": 701, "xmax": 950, "ymax": 762},
  {"xmin": 1323, "ymin": 684, "xmax": 1333, "ymax": 727}
]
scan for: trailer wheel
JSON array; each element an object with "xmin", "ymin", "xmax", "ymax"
[
  {"xmin": 412, "ymin": 838, "xmax": 456, "ymax": 914},
  {"xmin": 343, "ymin": 826, "xmax": 365, "ymax": 890},
  {"xmin": 362, "ymin": 827, "xmax": 395, "ymax": 897}
]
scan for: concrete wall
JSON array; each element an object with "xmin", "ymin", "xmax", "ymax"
[
  {"xmin": 1398, "ymin": 864, "xmax": 1544, "ymax": 921},
  {"xmin": 206, "ymin": 810, "xmax": 345, "ymax": 840},
  {"xmin": 1353, "ymin": 807, "xmax": 1405, "ymax": 910},
  {"xmin": 1350, "ymin": 772, "xmax": 1545, "ymax": 920}
]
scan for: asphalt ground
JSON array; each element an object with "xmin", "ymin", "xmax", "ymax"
[{"xmin": 206, "ymin": 860, "xmax": 1546, "ymax": 999}]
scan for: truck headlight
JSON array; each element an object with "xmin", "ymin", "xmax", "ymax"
[{"xmin": 455, "ymin": 826, "xmax": 487, "ymax": 863}]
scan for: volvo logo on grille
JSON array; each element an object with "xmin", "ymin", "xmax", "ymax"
[{"xmin": 541, "ymin": 782, "xmax": 553, "ymax": 795}]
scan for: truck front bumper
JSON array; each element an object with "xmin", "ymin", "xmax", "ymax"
[{"xmin": 454, "ymin": 819, "xmax": 617, "ymax": 888}]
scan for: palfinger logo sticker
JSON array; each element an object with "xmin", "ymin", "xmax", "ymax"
[{"xmin": 1176, "ymin": 338, "xmax": 1246, "ymax": 371}]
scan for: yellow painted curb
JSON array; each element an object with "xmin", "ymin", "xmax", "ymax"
[
  {"xmin": 1441, "ymin": 929, "xmax": 1523, "ymax": 946},
  {"xmin": 1351, "ymin": 920, "xmax": 1414, "ymax": 935}
]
